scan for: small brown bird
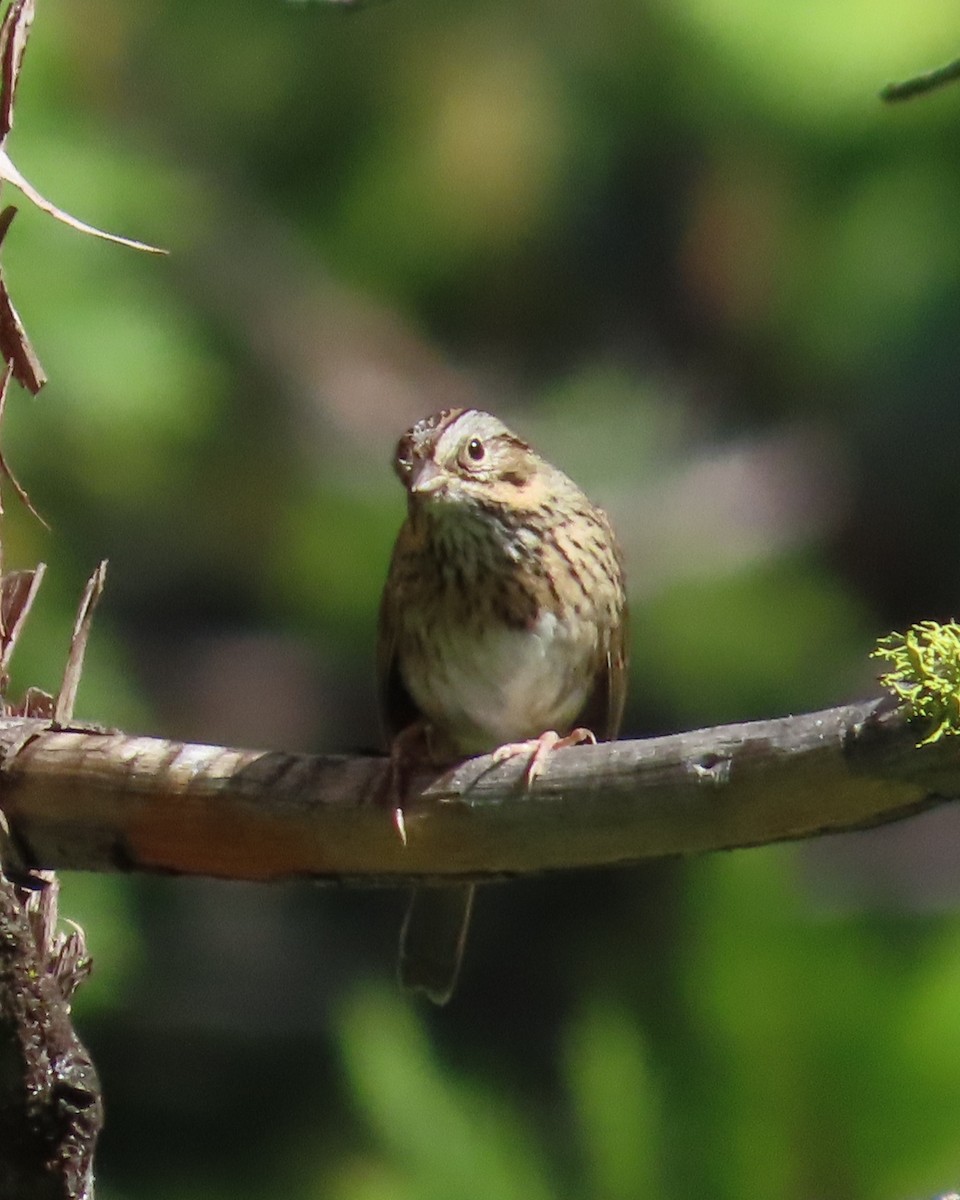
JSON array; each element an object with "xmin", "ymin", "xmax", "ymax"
[{"xmin": 378, "ymin": 408, "xmax": 628, "ymax": 1004}]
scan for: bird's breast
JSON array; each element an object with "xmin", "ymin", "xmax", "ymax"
[{"xmin": 399, "ymin": 607, "xmax": 599, "ymax": 754}]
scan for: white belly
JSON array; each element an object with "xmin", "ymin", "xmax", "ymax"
[{"xmin": 404, "ymin": 611, "xmax": 597, "ymax": 753}]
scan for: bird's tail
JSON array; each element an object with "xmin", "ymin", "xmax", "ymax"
[{"xmin": 398, "ymin": 884, "xmax": 475, "ymax": 1005}]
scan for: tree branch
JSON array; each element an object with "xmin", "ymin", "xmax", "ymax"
[
  {"xmin": 0, "ymin": 863, "xmax": 102, "ymax": 1199},
  {"xmin": 0, "ymin": 697, "xmax": 954, "ymax": 885}
]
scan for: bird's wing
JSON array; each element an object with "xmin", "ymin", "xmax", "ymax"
[
  {"xmin": 376, "ymin": 542, "xmax": 424, "ymax": 744},
  {"xmin": 578, "ymin": 601, "xmax": 629, "ymax": 742}
]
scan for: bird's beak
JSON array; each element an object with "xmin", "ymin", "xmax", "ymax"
[{"xmin": 409, "ymin": 459, "xmax": 446, "ymax": 496}]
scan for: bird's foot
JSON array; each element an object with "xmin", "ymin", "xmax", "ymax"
[
  {"xmin": 491, "ymin": 727, "xmax": 597, "ymax": 787},
  {"xmin": 383, "ymin": 722, "xmax": 435, "ymax": 846}
]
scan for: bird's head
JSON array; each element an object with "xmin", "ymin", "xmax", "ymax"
[{"xmin": 393, "ymin": 408, "xmax": 539, "ymax": 514}]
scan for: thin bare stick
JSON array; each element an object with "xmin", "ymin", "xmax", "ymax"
[
  {"xmin": 53, "ymin": 561, "xmax": 107, "ymax": 725},
  {"xmin": 0, "ymin": 359, "xmax": 47, "ymax": 525},
  {"xmin": 881, "ymin": 57, "xmax": 960, "ymax": 102},
  {"xmin": 0, "ymin": 563, "xmax": 44, "ymax": 674}
]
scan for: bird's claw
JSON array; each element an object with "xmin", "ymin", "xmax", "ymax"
[
  {"xmin": 393, "ymin": 805, "xmax": 407, "ymax": 847},
  {"xmin": 491, "ymin": 727, "xmax": 597, "ymax": 787}
]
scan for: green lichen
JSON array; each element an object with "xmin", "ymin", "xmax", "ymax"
[{"xmin": 872, "ymin": 620, "xmax": 960, "ymax": 744}]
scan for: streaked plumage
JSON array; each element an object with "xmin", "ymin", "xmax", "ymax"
[{"xmin": 378, "ymin": 407, "xmax": 628, "ymax": 1003}]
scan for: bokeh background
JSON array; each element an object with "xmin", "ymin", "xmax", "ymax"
[{"xmin": 4, "ymin": 0, "xmax": 960, "ymax": 1196}]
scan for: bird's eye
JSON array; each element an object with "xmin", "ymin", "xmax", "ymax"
[{"xmin": 466, "ymin": 438, "xmax": 485, "ymax": 463}]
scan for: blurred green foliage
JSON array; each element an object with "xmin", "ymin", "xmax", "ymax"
[
  {"xmin": 321, "ymin": 851, "xmax": 960, "ymax": 1200},
  {"xmin": 2, "ymin": 0, "xmax": 960, "ymax": 1196}
]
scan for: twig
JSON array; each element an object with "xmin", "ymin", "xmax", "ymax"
[
  {"xmin": 53, "ymin": 562, "xmax": 107, "ymax": 725},
  {"xmin": 881, "ymin": 57, "xmax": 960, "ymax": 102},
  {"xmin": 0, "ymin": 696, "xmax": 953, "ymax": 885}
]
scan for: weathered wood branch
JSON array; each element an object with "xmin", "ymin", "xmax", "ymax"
[
  {"xmin": 0, "ymin": 697, "xmax": 954, "ymax": 885},
  {"xmin": 0, "ymin": 864, "xmax": 102, "ymax": 1199}
]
